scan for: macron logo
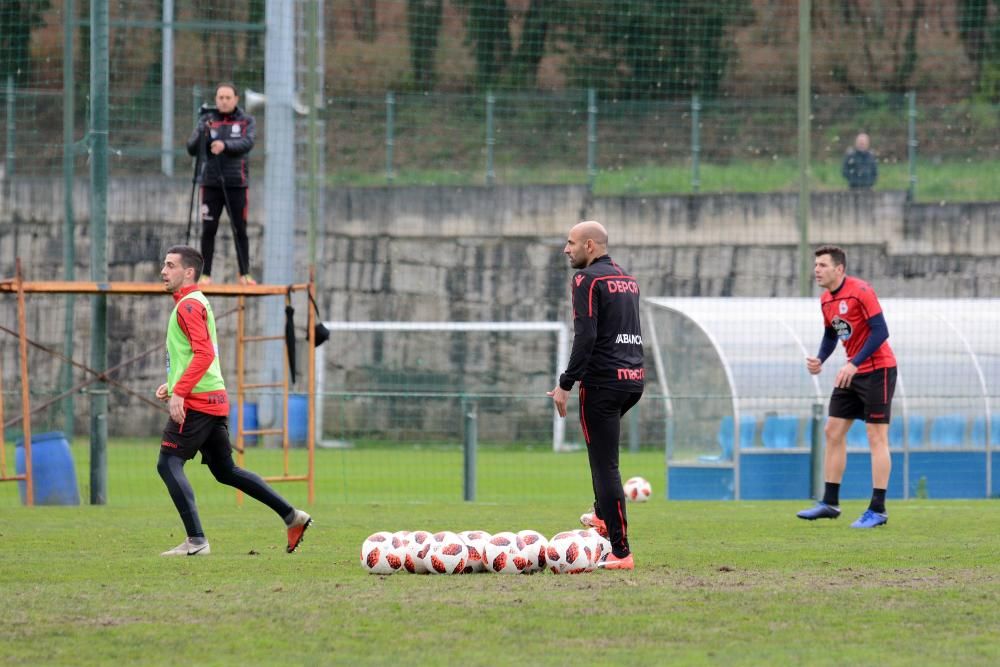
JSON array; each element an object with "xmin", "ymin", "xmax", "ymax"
[{"xmin": 575, "ymin": 275, "xmax": 585, "ymax": 287}]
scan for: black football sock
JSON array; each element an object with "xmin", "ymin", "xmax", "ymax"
[
  {"xmin": 869, "ymin": 488, "xmax": 887, "ymax": 514},
  {"xmin": 822, "ymin": 482, "xmax": 841, "ymax": 507}
]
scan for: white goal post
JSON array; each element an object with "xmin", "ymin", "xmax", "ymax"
[{"xmin": 313, "ymin": 321, "xmax": 572, "ymax": 451}]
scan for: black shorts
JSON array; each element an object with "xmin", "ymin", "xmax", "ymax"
[
  {"xmin": 160, "ymin": 409, "xmax": 232, "ymax": 464},
  {"xmin": 828, "ymin": 366, "xmax": 897, "ymax": 424}
]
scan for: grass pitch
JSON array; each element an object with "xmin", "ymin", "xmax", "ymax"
[{"xmin": 1, "ymin": 443, "xmax": 998, "ymax": 665}]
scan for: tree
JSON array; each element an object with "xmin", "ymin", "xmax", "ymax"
[
  {"xmin": 351, "ymin": 0, "xmax": 378, "ymax": 43},
  {"xmin": 958, "ymin": 0, "xmax": 1000, "ymax": 100},
  {"xmin": 558, "ymin": 0, "xmax": 754, "ymax": 99},
  {"xmin": 407, "ymin": 0, "xmax": 444, "ymax": 90},
  {"xmin": 0, "ymin": 0, "xmax": 51, "ymax": 85},
  {"xmin": 816, "ymin": 0, "xmax": 926, "ymax": 96},
  {"xmin": 457, "ymin": 0, "xmax": 555, "ymax": 90}
]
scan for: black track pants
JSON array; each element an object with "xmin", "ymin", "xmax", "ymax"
[
  {"xmin": 200, "ymin": 186, "xmax": 250, "ymax": 277},
  {"xmin": 579, "ymin": 384, "xmax": 642, "ymax": 558}
]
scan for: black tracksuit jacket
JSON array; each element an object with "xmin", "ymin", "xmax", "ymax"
[
  {"xmin": 559, "ymin": 255, "xmax": 644, "ymax": 392},
  {"xmin": 186, "ymin": 106, "xmax": 256, "ymax": 189}
]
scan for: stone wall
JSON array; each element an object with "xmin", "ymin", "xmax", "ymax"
[{"xmin": 2, "ymin": 179, "xmax": 999, "ymax": 437}]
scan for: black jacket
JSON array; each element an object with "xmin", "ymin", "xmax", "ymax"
[
  {"xmin": 559, "ymin": 255, "xmax": 644, "ymax": 392},
  {"xmin": 842, "ymin": 149, "xmax": 878, "ymax": 189},
  {"xmin": 186, "ymin": 106, "xmax": 256, "ymax": 188}
]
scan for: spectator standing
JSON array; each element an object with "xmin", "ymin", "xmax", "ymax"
[{"xmin": 842, "ymin": 132, "xmax": 878, "ymax": 190}]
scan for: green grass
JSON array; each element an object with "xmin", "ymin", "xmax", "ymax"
[
  {"xmin": 2, "ymin": 500, "xmax": 997, "ymax": 665},
  {"xmin": 1, "ymin": 440, "xmax": 998, "ymax": 665},
  {"xmin": 329, "ymin": 158, "xmax": 1000, "ymax": 203}
]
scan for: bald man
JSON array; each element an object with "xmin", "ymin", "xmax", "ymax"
[
  {"xmin": 842, "ymin": 132, "xmax": 878, "ymax": 190},
  {"xmin": 548, "ymin": 221, "xmax": 644, "ymax": 570}
]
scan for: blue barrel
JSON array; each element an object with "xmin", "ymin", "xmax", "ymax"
[
  {"xmin": 288, "ymin": 394, "xmax": 308, "ymax": 445},
  {"xmin": 15, "ymin": 431, "xmax": 80, "ymax": 506},
  {"xmin": 228, "ymin": 400, "xmax": 258, "ymax": 445}
]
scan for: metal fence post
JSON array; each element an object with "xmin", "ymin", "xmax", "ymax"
[
  {"xmin": 463, "ymin": 396, "xmax": 478, "ymax": 501},
  {"xmin": 587, "ymin": 88, "xmax": 597, "ymax": 190},
  {"xmin": 385, "ymin": 90, "xmax": 395, "ymax": 184},
  {"xmin": 810, "ymin": 402, "xmax": 824, "ymax": 499},
  {"xmin": 691, "ymin": 94, "xmax": 701, "ymax": 193},
  {"xmin": 62, "ymin": 0, "xmax": 77, "ymax": 438},
  {"xmin": 5, "ymin": 75, "xmax": 14, "ymax": 178},
  {"xmin": 161, "ymin": 0, "xmax": 175, "ymax": 177},
  {"xmin": 628, "ymin": 402, "xmax": 640, "ymax": 453},
  {"xmin": 907, "ymin": 90, "xmax": 918, "ymax": 203},
  {"xmin": 485, "ymin": 91, "xmax": 495, "ymax": 186}
]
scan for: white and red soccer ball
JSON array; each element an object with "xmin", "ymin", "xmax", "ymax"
[
  {"xmin": 483, "ymin": 531, "xmax": 530, "ymax": 574},
  {"xmin": 546, "ymin": 532, "xmax": 592, "ymax": 574},
  {"xmin": 459, "ymin": 530, "xmax": 492, "ymax": 573},
  {"xmin": 575, "ymin": 528, "xmax": 611, "ymax": 566},
  {"xmin": 424, "ymin": 531, "xmax": 469, "ymax": 574},
  {"xmin": 516, "ymin": 530, "xmax": 548, "ymax": 573},
  {"xmin": 360, "ymin": 531, "xmax": 403, "ymax": 574},
  {"xmin": 404, "ymin": 530, "xmax": 434, "ymax": 574},
  {"xmin": 624, "ymin": 476, "xmax": 652, "ymax": 502}
]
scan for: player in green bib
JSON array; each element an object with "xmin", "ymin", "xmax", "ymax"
[{"xmin": 156, "ymin": 245, "xmax": 312, "ymax": 555}]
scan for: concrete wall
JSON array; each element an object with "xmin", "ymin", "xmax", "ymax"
[{"xmin": 3, "ymin": 179, "xmax": 999, "ymax": 437}]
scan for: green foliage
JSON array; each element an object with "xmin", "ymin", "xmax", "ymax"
[
  {"xmin": 407, "ymin": 0, "xmax": 444, "ymax": 90},
  {"xmin": 559, "ymin": 0, "xmax": 754, "ymax": 99}
]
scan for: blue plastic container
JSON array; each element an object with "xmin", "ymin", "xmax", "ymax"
[
  {"xmin": 288, "ymin": 394, "xmax": 308, "ymax": 445},
  {"xmin": 15, "ymin": 431, "xmax": 80, "ymax": 505},
  {"xmin": 228, "ymin": 400, "xmax": 259, "ymax": 445}
]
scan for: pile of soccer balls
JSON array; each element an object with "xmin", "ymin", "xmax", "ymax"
[
  {"xmin": 360, "ymin": 476, "xmax": 652, "ymax": 575},
  {"xmin": 360, "ymin": 528, "xmax": 612, "ymax": 575},
  {"xmin": 361, "ymin": 477, "xmax": 653, "ymax": 574}
]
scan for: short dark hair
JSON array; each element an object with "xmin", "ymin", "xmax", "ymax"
[
  {"xmin": 215, "ymin": 81, "xmax": 239, "ymax": 97},
  {"xmin": 166, "ymin": 245, "xmax": 204, "ymax": 280},
  {"xmin": 814, "ymin": 244, "xmax": 846, "ymax": 268}
]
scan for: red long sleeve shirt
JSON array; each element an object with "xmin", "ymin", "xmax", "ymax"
[{"xmin": 171, "ymin": 284, "xmax": 229, "ymax": 416}]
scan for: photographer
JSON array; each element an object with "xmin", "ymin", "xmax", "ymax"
[{"xmin": 186, "ymin": 82, "xmax": 257, "ymax": 285}]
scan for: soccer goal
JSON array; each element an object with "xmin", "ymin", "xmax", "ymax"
[{"xmin": 313, "ymin": 321, "xmax": 571, "ymax": 452}]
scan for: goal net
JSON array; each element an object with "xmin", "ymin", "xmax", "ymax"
[{"xmin": 314, "ymin": 321, "xmax": 570, "ymax": 453}]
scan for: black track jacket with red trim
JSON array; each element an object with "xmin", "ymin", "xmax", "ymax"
[
  {"xmin": 559, "ymin": 255, "xmax": 644, "ymax": 392},
  {"xmin": 186, "ymin": 106, "xmax": 255, "ymax": 188}
]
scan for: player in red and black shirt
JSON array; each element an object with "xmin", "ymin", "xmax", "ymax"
[
  {"xmin": 156, "ymin": 246, "xmax": 311, "ymax": 556},
  {"xmin": 797, "ymin": 245, "xmax": 896, "ymax": 528},
  {"xmin": 549, "ymin": 221, "xmax": 643, "ymax": 570}
]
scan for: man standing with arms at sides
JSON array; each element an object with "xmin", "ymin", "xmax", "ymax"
[
  {"xmin": 842, "ymin": 132, "xmax": 878, "ymax": 190},
  {"xmin": 156, "ymin": 245, "xmax": 312, "ymax": 555},
  {"xmin": 548, "ymin": 221, "xmax": 644, "ymax": 570},
  {"xmin": 798, "ymin": 245, "xmax": 897, "ymax": 528},
  {"xmin": 186, "ymin": 82, "xmax": 256, "ymax": 285}
]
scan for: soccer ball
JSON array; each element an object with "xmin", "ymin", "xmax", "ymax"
[
  {"xmin": 516, "ymin": 530, "xmax": 548, "ymax": 573},
  {"xmin": 404, "ymin": 530, "xmax": 433, "ymax": 574},
  {"xmin": 546, "ymin": 533, "xmax": 592, "ymax": 574},
  {"xmin": 425, "ymin": 531, "xmax": 468, "ymax": 574},
  {"xmin": 576, "ymin": 528, "xmax": 611, "ymax": 566},
  {"xmin": 389, "ymin": 531, "xmax": 410, "ymax": 567},
  {"xmin": 623, "ymin": 476, "xmax": 652, "ymax": 502},
  {"xmin": 484, "ymin": 531, "xmax": 529, "ymax": 574},
  {"xmin": 360, "ymin": 531, "xmax": 401, "ymax": 574},
  {"xmin": 459, "ymin": 530, "xmax": 492, "ymax": 573}
]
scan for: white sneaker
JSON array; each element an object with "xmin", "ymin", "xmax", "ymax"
[{"xmin": 160, "ymin": 538, "xmax": 211, "ymax": 557}]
